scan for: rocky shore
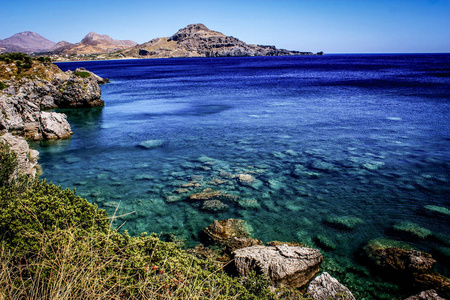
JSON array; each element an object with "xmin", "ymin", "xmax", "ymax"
[{"xmin": 0, "ymin": 54, "xmax": 106, "ymax": 140}]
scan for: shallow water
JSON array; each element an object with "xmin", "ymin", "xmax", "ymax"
[{"xmin": 33, "ymin": 55, "xmax": 450, "ymax": 298}]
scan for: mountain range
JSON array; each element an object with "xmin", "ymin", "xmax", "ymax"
[{"xmin": 0, "ymin": 24, "xmax": 320, "ymax": 60}]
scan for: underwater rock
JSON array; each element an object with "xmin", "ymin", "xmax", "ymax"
[
  {"xmin": 405, "ymin": 289, "xmax": 445, "ymax": 300},
  {"xmin": 425, "ymin": 205, "xmax": 450, "ymax": 217},
  {"xmin": 203, "ymin": 219, "xmax": 251, "ymax": 246},
  {"xmin": 201, "ymin": 200, "xmax": 229, "ymax": 211},
  {"xmin": 236, "ymin": 173, "xmax": 256, "ymax": 184},
  {"xmin": 232, "ymin": 244, "xmax": 323, "ymax": 288},
  {"xmin": 393, "ymin": 221, "xmax": 432, "ymax": 239},
  {"xmin": 362, "ymin": 161, "xmax": 385, "ymax": 170},
  {"xmin": 237, "ymin": 198, "xmax": 260, "ymax": 209},
  {"xmin": 324, "ymin": 216, "xmax": 364, "ymax": 230},
  {"xmin": 306, "ymin": 272, "xmax": 356, "ymax": 300},
  {"xmin": 314, "ymin": 235, "xmax": 337, "ymax": 250},
  {"xmin": 138, "ymin": 139, "xmax": 164, "ymax": 149},
  {"xmin": 363, "ymin": 241, "xmax": 436, "ymax": 274},
  {"xmin": 311, "ymin": 161, "xmax": 337, "ymax": 172},
  {"xmin": 182, "ymin": 181, "xmax": 202, "ymax": 188},
  {"xmin": 190, "ymin": 188, "xmax": 237, "ymax": 201}
]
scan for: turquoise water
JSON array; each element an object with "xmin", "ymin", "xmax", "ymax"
[{"xmin": 33, "ymin": 55, "xmax": 449, "ymax": 298}]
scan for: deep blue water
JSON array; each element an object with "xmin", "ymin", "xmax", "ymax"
[{"xmin": 34, "ymin": 54, "xmax": 450, "ymax": 298}]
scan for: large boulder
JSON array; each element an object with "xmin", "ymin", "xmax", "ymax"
[
  {"xmin": 40, "ymin": 111, "xmax": 73, "ymax": 139},
  {"xmin": 306, "ymin": 272, "xmax": 356, "ymax": 300},
  {"xmin": 0, "ymin": 133, "xmax": 39, "ymax": 177},
  {"xmin": 233, "ymin": 244, "xmax": 323, "ymax": 288}
]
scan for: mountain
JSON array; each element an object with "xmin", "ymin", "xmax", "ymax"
[
  {"xmin": 122, "ymin": 23, "xmax": 314, "ymax": 58},
  {"xmin": 50, "ymin": 32, "xmax": 137, "ymax": 55},
  {"xmin": 0, "ymin": 31, "xmax": 56, "ymax": 53}
]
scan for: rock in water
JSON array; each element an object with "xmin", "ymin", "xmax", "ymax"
[
  {"xmin": 203, "ymin": 219, "xmax": 251, "ymax": 246},
  {"xmin": 307, "ymin": 272, "xmax": 356, "ymax": 300},
  {"xmin": 405, "ymin": 289, "xmax": 445, "ymax": 300},
  {"xmin": 233, "ymin": 244, "xmax": 323, "ymax": 288},
  {"xmin": 364, "ymin": 242, "xmax": 436, "ymax": 274},
  {"xmin": 40, "ymin": 111, "xmax": 73, "ymax": 139}
]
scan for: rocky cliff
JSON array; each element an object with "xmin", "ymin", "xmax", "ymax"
[
  {"xmin": 122, "ymin": 23, "xmax": 316, "ymax": 59},
  {"xmin": 0, "ymin": 54, "xmax": 106, "ymax": 140}
]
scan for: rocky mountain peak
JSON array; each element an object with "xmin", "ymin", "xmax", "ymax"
[{"xmin": 81, "ymin": 32, "xmax": 114, "ymax": 45}]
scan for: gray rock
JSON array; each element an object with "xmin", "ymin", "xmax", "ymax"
[
  {"xmin": 233, "ymin": 244, "xmax": 323, "ymax": 288},
  {"xmin": 40, "ymin": 111, "xmax": 73, "ymax": 139},
  {"xmin": 307, "ymin": 272, "xmax": 356, "ymax": 300},
  {"xmin": 405, "ymin": 289, "xmax": 445, "ymax": 300}
]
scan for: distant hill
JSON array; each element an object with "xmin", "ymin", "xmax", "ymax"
[
  {"xmin": 122, "ymin": 23, "xmax": 314, "ymax": 58},
  {"xmin": 49, "ymin": 32, "xmax": 137, "ymax": 55},
  {"xmin": 0, "ymin": 31, "xmax": 56, "ymax": 53}
]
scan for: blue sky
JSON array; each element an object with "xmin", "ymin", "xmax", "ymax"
[{"xmin": 1, "ymin": 0, "xmax": 449, "ymax": 53}]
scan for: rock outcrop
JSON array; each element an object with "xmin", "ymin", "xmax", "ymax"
[
  {"xmin": 0, "ymin": 59, "xmax": 105, "ymax": 140},
  {"xmin": 0, "ymin": 133, "xmax": 39, "ymax": 177},
  {"xmin": 233, "ymin": 244, "xmax": 323, "ymax": 288},
  {"xmin": 306, "ymin": 272, "xmax": 356, "ymax": 300},
  {"xmin": 123, "ymin": 23, "xmax": 316, "ymax": 59}
]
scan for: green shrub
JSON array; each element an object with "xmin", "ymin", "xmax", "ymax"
[
  {"xmin": 74, "ymin": 71, "xmax": 91, "ymax": 78},
  {"xmin": 36, "ymin": 56, "xmax": 51, "ymax": 63},
  {"xmin": 0, "ymin": 142, "xmax": 17, "ymax": 188},
  {"xmin": 0, "ymin": 179, "xmax": 110, "ymax": 253},
  {"xmin": 0, "ymin": 81, "xmax": 8, "ymax": 90}
]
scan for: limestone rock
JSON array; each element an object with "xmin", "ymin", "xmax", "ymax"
[
  {"xmin": 40, "ymin": 111, "xmax": 73, "ymax": 139},
  {"xmin": 307, "ymin": 272, "xmax": 356, "ymax": 300},
  {"xmin": 405, "ymin": 289, "xmax": 445, "ymax": 300},
  {"xmin": 0, "ymin": 133, "xmax": 39, "ymax": 177},
  {"xmin": 203, "ymin": 219, "xmax": 251, "ymax": 246},
  {"xmin": 233, "ymin": 244, "xmax": 323, "ymax": 288}
]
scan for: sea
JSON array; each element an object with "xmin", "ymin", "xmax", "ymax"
[{"xmin": 32, "ymin": 54, "xmax": 450, "ymax": 299}]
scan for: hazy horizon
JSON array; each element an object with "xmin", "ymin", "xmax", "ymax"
[{"xmin": 1, "ymin": 0, "xmax": 449, "ymax": 54}]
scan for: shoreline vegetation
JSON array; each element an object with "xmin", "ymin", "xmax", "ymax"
[{"xmin": 1, "ymin": 53, "xmax": 449, "ymax": 299}]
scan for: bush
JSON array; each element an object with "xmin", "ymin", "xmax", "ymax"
[
  {"xmin": 74, "ymin": 71, "xmax": 91, "ymax": 78},
  {"xmin": 0, "ymin": 142, "xmax": 17, "ymax": 188},
  {"xmin": 0, "ymin": 81, "xmax": 8, "ymax": 90}
]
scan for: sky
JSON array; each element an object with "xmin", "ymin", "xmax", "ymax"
[{"xmin": 0, "ymin": 0, "xmax": 449, "ymax": 53}]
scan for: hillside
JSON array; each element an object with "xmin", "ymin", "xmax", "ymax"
[
  {"xmin": 50, "ymin": 32, "xmax": 137, "ymax": 56},
  {"xmin": 0, "ymin": 31, "xmax": 56, "ymax": 54}
]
